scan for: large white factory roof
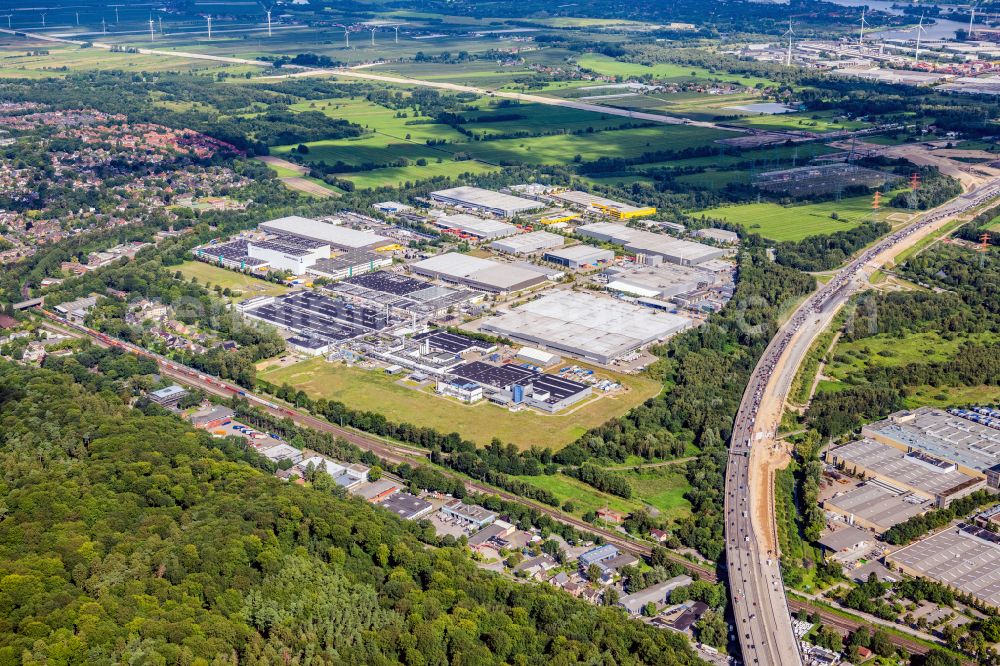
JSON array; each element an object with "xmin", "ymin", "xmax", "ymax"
[
  {"xmin": 434, "ymin": 213, "xmax": 518, "ymax": 239},
  {"xmin": 576, "ymin": 223, "xmax": 724, "ymax": 265},
  {"xmin": 490, "ymin": 230, "xmax": 564, "ymax": 254},
  {"xmin": 482, "ymin": 290, "xmax": 690, "ymax": 364},
  {"xmin": 260, "ymin": 216, "xmax": 391, "ymax": 249},
  {"xmin": 411, "ymin": 252, "xmax": 548, "ymax": 292},
  {"xmin": 430, "ymin": 186, "xmax": 544, "ymax": 216}
]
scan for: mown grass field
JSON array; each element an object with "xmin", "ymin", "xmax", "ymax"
[
  {"xmin": 175, "ymin": 261, "xmax": 290, "ymax": 300},
  {"xmin": 695, "ymin": 194, "xmax": 895, "ymax": 242},
  {"xmin": 258, "ymin": 356, "xmax": 662, "ymax": 450},
  {"xmin": 513, "ymin": 468, "xmax": 692, "ymax": 525},
  {"xmin": 575, "ymin": 53, "xmax": 778, "ymax": 88}
]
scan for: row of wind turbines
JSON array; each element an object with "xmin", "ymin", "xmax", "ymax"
[
  {"xmin": 781, "ymin": 4, "xmax": 984, "ymax": 67},
  {"xmin": 11, "ymin": 4, "xmax": 404, "ymax": 48}
]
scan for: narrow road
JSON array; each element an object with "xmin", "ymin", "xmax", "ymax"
[
  {"xmin": 725, "ymin": 177, "xmax": 1000, "ymax": 665},
  {"xmin": 1, "ymin": 27, "xmax": 742, "ymax": 131}
]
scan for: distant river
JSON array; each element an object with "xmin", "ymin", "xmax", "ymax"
[{"xmin": 825, "ymin": 0, "xmax": 969, "ymax": 41}]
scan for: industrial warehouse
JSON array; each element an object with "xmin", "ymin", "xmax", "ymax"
[
  {"xmin": 549, "ymin": 190, "xmax": 657, "ymax": 220},
  {"xmin": 490, "ymin": 230, "xmax": 565, "ymax": 255},
  {"xmin": 241, "ymin": 291, "xmax": 389, "ymax": 355},
  {"xmin": 481, "ymin": 290, "xmax": 691, "ymax": 364},
  {"xmin": 449, "ymin": 360, "xmax": 592, "ymax": 412},
  {"xmin": 861, "ymin": 407, "xmax": 1000, "ymax": 487},
  {"xmin": 826, "ymin": 437, "xmax": 985, "ymax": 507},
  {"xmin": 411, "ymin": 252, "xmax": 550, "ymax": 293},
  {"xmin": 887, "ymin": 523, "xmax": 1000, "ymax": 609},
  {"xmin": 330, "ymin": 270, "xmax": 483, "ymax": 319},
  {"xmin": 543, "ymin": 245, "xmax": 615, "ymax": 269},
  {"xmin": 431, "ymin": 213, "xmax": 518, "ymax": 241},
  {"xmin": 575, "ymin": 223, "xmax": 727, "ymax": 266},
  {"xmin": 429, "ymin": 186, "xmax": 544, "ymax": 218},
  {"xmin": 192, "ymin": 215, "xmax": 397, "ymax": 279}
]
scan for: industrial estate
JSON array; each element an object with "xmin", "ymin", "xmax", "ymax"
[{"xmin": 7, "ymin": 1, "xmax": 1000, "ymax": 665}]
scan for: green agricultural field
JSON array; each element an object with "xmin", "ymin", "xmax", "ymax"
[
  {"xmin": 339, "ymin": 159, "xmax": 499, "ymax": 189},
  {"xmin": 259, "ymin": 357, "xmax": 662, "ymax": 449},
  {"xmin": 0, "ymin": 40, "xmax": 246, "ymax": 77},
  {"xmin": 575, "ymin": 53, "xmax": 778, "ymax": 88},
  {"xmin": 695, "ymin": 194, "xmax": 892, "ymax": 242},
  {"xmin": 730, "ymin": 111, "xmax": 868, "ymax": 134},
  {"xmin": 674, "ymin": 169, "xmax": 750, "ymax": 190},
  {"xmin": 175, "ymin": 261, "xmax": 290, "ymax": 301}
]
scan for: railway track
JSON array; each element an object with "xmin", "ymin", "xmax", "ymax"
[{"xmin": 39, "ymin": 308, "xmax": 717, "ymax": 580}]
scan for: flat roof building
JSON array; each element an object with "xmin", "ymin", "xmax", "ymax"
[
  {"xmin": 481, "ymin": 290, "xmax": 690, "ymax": 364},
  {"xmin": 604, "ymin": 263, "xmax": 717, "ymax": 299},
  {"xmin": 490, "ymin": 230, "xmax": 565, "ymax": 255},
  {"xmin": 817, "ymin": 525, "xmax": 871, "ymax": 557},
  {"xmin": 149, "ymin": 384, "xmax": 188, "ymax": 408},
  {"xmin": 863, "ymin": 407, "xmax": 1000, "ymax": 485},
  {"xmin": 542, "ymin": 245, "xmax": 615, "ymax": 269},
  {"xmin": 441, "ymin": 500, "xmax": 497, "ymax": 528},
  {"xmin": 411, "ymin": 252, "xmax": 548, "ymax": 293},
  {"xmin": 618, "ymin": 575, "xmax": 693, "ymax": 616},
  {"xmin": 433, "ymin": 213, "xmax": 518, "ymax": 240},
  {"xmin": 260, "ymin": 216, "xmax": 393, "ymax": 251},
  {"xmin": 551, "ymin": 190, "xmax": 656, "ymax": 220},
  {"xmin": 430, "ymin": 186, "xmax": 544, "ymax": 218},
  {"xmin": 827, "ymin": 438, "xmax": 985, "ymax": 506},
  {"xmin": 306, "ymin": 251, "xmax": 392, "ymax": 282},
  {"xmin": 887, "ymin": 523, "xmax": 1000, "ymax": 609},
  {"xmin": 823, "ymin": 483, "xmax": 929, "ymax": 534},
  {"xmin": 247, "ymin": 237, "xmax": 329, "ymax": 275},
  {"xmin": 694, "ymin": 227, "xmax": 740, "ymax": 244},
  {"xmin": 577, "ymin": 223, "xmax": 725, "ymax": 266},
  {"xmin": 579, "ymin": 544, "xmax": 620, "ymax": 568},
  {"xmin": 380, "ymin": 492, "xmax": 434, "ymax": 520}
]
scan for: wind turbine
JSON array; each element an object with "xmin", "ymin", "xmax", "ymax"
[
  {"xmin": 913, "ymin": 12, "xmax": 926, "ymax": 63},
  {"xmin": 334, "ymin": 23, "xmax": 349, "ymax": 47},
  {"xmin": 148, "ymin": 17, "xmax": 155, "ymax": 41},
  {"xmin": 158, "ymin": 16, "xmax": 162, "ymax": 34},
  {"xmin": 261, "ymin": 3, "xmax": 272, "ymax": 37},
  {"xmin": 101, "ymin": 17, "xmax": 106, "ymax": 34},
  {"xmin": 1, "ymin": 15, "xmax": 12, "ymax": 29},
  {"xmin": 969, "ymin": 2, "xmax": 977, "ymax": 39},
  {"xmin": 784, "ymin": 18, "xmax": 794, "ymax": 67},
  {"xmin": 75, "ymin": 11, "xmax": 80, "ymax": 25},
  {"xmin": 40, "ymin": 12, "xmax": 47, "ymax": 27},
  {"xmin": 393, "ymin": 25, "xmax": 400, "ymax": 43},
  {"xmin": 859, "ymin": 8, "xmax": 869, "ymax": 46},
  {"xmin": 109, "ymin": 4, "xmax": 122, "ymax": 23},
  {"xmin": 206, "ymin": 15, "xmax": 212, "ymax": 39},
  {"xmin": 370, "ymin": 26, "xmax": 377, "ymax": 47}
]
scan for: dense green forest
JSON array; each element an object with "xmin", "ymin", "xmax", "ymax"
[{"xmin": 0, "ymin": 361, "xmax": 707, "ymax": 666}]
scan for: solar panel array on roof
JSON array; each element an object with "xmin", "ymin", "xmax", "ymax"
[
  {"xmin": 413, "ymin": 330, "xmax": 494, "ymax": 354},
  {"xmin": 243, "ymin": 291, "xmax": 388, "ymax": 348},
  {"xmin": 347, "ymin": 271, "xmax": 428, "ymax": 296},
  {"xmin": 450, "ymin": 361, "xmax": 588, "ymax": 405}
]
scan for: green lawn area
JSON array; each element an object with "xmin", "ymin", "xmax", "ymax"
[
  {"xmin": 695, "ymin": 194, "xmax": 894, "ymax": 242},
  {"xmin": 258, "ymin": 357, "xmax": 662, "ymax": 450},
  {"xmin": 175, "ymin": 261, "xmax": 290, "ymax": 301},
  {"xmin": 576, "ymin": 53, "xmax": 778, "ymax": 88}
]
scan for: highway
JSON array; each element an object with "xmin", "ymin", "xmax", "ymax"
[{"xmin": 725, "ymin": 177, "xmax": 1000, "ymax": 665}]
